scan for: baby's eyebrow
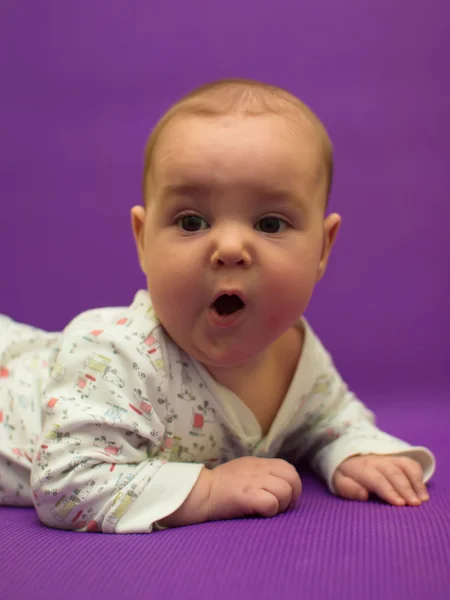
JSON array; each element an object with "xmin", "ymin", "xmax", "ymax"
[
  {"xmin": 160, "ymin": 181, "xmax": 307, "ymax": 210},
  {"xmin": 258, "ymin": 188, "xmax": 302, "ymax": 203},
  {"xmin": 160, "ymin": 183, "xmax": 211, "ymax": 201},
  {"xmin": 253, "ymin": 186, "xmax": 309, "ymax": 211}
]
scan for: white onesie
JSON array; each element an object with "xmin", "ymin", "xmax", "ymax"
[{"xmin": 0, "ymin": 290, "xmax": 435, "ymax": 533}]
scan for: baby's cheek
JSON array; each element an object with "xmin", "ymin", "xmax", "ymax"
[
  {"xmin": 148, "ymin": 262, "xmax": 181, "ymax": 297},
  {"xmin": 266, "ymin": 313, "xmax": 284, "ymax": 331}
]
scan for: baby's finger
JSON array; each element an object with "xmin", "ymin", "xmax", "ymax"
[
  {"xmin": 347, "ymin": 467, "xmax": 406, "ymax": 506},
  {"xmin": 392, "ymin": 457, "xmax": 429, "ymax": 501},
  {"xmin": 247, "ymin": 488, "xmax": 280, "ymax": 518},
  {"xmin": 377, "ymin": 463, "xmax": 421, "ymax": 506},
  {"xmin": 333, "ymin": 471, "xmax": 369, "ymax": 502},
  {"xmin": 269, "ymin": 461, "xmax": 302, "ymax": 505},
  {"xmin": 262, "ymin": 475, "xmax": 293, "ymax": 513}
]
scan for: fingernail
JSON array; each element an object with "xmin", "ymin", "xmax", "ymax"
[
  {"xmin": 395, "ymin": 496, "xmax": 405, "ymax": 505},
  {"xmin": 420, "ymin": 492, "xmax": 429, "ymax": 501}
]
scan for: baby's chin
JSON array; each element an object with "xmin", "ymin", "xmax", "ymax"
[
  {"xmin": 196, "ymin": 352, "xmax": 256, "ymax": 371},
  {"xmin": 189, "ymin": 331, "xmax": 272, "ymax": 372},
  {"xmin": 192, "ymin": 342, "xmax": 257, "ymax": 369},
  {"xmin": 163, "ymin": 315, "xmax": 283, "ymax": 370}
]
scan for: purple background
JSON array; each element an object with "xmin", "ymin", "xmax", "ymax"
[
  {"xmin": 1, "ymin": 6, "xmax": 449, "ymax": 600},
  {"xmin": 1, "ymin": 1, "xmax": 449, "ymax": 396}
]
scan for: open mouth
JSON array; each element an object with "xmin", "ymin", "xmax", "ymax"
[{"xmin": 211, "ymin": 294, "xmax": 245, "ymax": 316}]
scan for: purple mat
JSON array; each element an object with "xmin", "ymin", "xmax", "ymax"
[{"xmin": 2, "ymin": 391, "xmax": 449, "ymax": 600}]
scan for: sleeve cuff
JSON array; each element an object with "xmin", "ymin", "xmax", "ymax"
[{"xmin": 114, "ymin": 462, "xmax": 205, "ymax": 533}]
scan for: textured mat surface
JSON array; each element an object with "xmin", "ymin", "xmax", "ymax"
[{"xmin": 1, "ymin": 392, "xmax": 449, "ymax": 600}]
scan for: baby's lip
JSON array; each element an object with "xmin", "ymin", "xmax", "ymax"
[{"xmin": 210, "ymin": 289, "xmax": 247, "ymax": 306}]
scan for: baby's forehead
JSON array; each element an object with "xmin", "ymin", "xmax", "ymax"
[
  {"xmin": 143, "ymin": 81, "xmax": 333, "ymax": 206},
  {"xmin": 158, "ymin": 110, "xmax": 323, "ymax": 160},
  {"xmin": 153, "ymin": 112, "xmax": 326, "ymax": 189},
  {"xmin": 161, "ymin": 105, "xmax": 324, "ymax": 143}
]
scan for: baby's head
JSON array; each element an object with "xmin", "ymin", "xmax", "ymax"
[
  {"xmin": 132, "ymin": 78, "xmax": 341, "ymax": 370},
  {"xmin": 142, "ymin": 79, "xmax": 334, "ymax": 207}
]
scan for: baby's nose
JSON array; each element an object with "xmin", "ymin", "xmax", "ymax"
[{"xmin": 210, "ymin": 239, "xmax": 251, "ymax": 268}]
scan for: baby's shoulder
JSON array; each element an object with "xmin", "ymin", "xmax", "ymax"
[
  {"xmin": 62, "ymin": 290, "xmax": 157, "ymax": 336},
  {"xmin": 58, "ymin": 290, "xmax": 177, "ymax": 370}
]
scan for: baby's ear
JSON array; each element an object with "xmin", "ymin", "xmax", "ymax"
[
  {"xmin": 317, "ymin": 213, "xmax": 341, "ymax": 281},
  {"xmin": 131, "ymin": 206, "xmax": 147, "ymax": 274}
]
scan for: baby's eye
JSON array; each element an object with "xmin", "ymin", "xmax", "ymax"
[
  {"xmin": 176, "ymin": 214, "xmax": 209, "ymax": 232},
  {"xmin": 255, "ymin": 217, "xmax": 288, "ymax": 234}
]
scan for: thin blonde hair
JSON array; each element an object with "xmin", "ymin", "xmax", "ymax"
[{"xmin": 142, "ymin": 78, "xmax": 334, "ymax": 206}]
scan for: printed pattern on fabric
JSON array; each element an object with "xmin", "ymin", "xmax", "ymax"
[{"xmin": 0, "ymin": 292, "xmax": 436, "ymax": 532}]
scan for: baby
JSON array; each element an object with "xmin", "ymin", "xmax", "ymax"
[{"xmin": 0, "ymin": 78, "xmax": 435, "ymax": 533}]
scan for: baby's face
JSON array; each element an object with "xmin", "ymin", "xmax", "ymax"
[{"xmin": 133, "ymin": 113, "xmax": 338, "ymax": 369}]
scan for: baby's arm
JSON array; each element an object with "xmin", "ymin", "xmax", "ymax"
[
  {"xmin": 304, "ymin": 383, "xmax": 435, "ymax": 495},
  {"xmin": 282, "ymin": 345, "xmax": 435, "ymax": 502},
  {"xmin": 32, "ymin": 323, "xmax": 301, "ymax": 532},
  {"xmin": 31, "ymin": 327, "xmax": 205, "ymax": 533}
]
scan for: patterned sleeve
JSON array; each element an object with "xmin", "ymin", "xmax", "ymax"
[
  {"xmin": 282, "ymin": 340, "xmax": 436, "ymax": 494},
  {"xmin": 30, "ymin": 320, "xmax": 203, "ymax": 533}
]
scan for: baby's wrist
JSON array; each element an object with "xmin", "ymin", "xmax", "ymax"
[{"xmin": 156, "ymin": 467, "xmax": 213, "ymax": 528}]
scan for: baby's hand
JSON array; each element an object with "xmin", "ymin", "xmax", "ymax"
[
  {"xmin": 207, "ymin": 456, "xmax": 302, "ymax": 520},
  {"xmin": 333, "ymin": 455, "xmax": 429, "ymax": 506},
  {"xmin": 157, "ymin": 457, "xmax": 301, "ymax": 528}
]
